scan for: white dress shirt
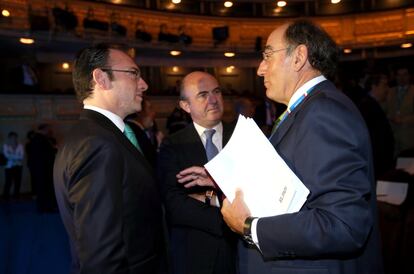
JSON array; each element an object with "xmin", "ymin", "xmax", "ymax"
[
  {"xmin": 193, "ymin": 121, "xmax": 223, "ymax": 152},
  {"xmin": 84, "ymin": 105, "xmax": 125, "ymax": 132},
  {"xmin": 3, "ymin": 143, "xmax": 24, "ymax": 168},
  {"xmin": 193, "ymin": 121, "xmax": 223, "ymax": 207}
]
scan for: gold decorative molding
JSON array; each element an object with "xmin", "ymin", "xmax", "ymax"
[{"xmin": 0, "ymin": 0, "xmax": 413, "ymax": 50}]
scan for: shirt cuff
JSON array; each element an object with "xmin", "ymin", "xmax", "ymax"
[{"xmin": 251, "ymin": 218, "xmax": 260, "ymax": 249}]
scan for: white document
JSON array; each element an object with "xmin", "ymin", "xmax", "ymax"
[
  {"xmin": 396, "ymin": 157, "xmax": 414, "ymax": 175},
  {"xmin": 205, "ymin": 115, "xmax": 310, "ymax": 217},
  {"xmin": 376, "ymin": 180, "xmax": 409, "ymax": 205}
]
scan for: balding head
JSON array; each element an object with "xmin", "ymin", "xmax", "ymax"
[{"xmin": 179, "ymin": 71, "xmax": 224, "ymax": 128}]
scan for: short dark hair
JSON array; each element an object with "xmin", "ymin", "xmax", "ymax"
[
  {"xmin": 284, "ymin": 20, "xmax": 338, "ymax": 79},
  {"xmin": 72, "ymin": 44, "xmax": 114, "ymax": 102}
]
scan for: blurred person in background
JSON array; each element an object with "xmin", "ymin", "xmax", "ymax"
[{"xmin": 2, "ymin": 132, "xmax": 24, "ymax": 200}]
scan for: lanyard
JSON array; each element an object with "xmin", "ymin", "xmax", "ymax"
[{"xmin": 270, "ymin": 86, "xmax": 317, "ymax": 136}]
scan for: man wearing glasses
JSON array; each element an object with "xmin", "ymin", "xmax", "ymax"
[
  {"xmin": 221, "ymin": 20, "xmax": 383, "ymax": 274},
  {"xmin": 54, "ymin": 44, "xmax": 165, "ymax": 274}
]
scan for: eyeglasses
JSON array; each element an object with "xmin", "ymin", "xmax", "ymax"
[
  {"xmin": 101, "ymin": 67, "xmax": 141, "ymax": 80},
  {"xmin": 262, "ymin": 47, "xmax": 288, "ymax": 61}
]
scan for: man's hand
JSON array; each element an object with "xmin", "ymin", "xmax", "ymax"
[
  {"xmin": 221, "ymin": 189, "xmax": 251, "ymax": 235},
  {"xmin": 176, "ymin": 166, "xmax": 216, "ymax": 188}
]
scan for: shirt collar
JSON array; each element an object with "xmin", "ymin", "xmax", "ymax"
[
  {"xmin": 193, "ymin": 121, "xmax": 223, "ymax": 139},
  {"xmin": 84, "ymin": 105, "xmax": 125, "ymax": 132},
  {"xmin": 288, "ymin": 75, "xmax": 326, "ymax": 109}
]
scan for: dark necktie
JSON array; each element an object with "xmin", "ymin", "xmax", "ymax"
[
  {"xmin": 204, "ymin": 129, "xmax": 219, "ymax": 161},
  {"xmin": 124, "ymin": 124, "xmax": 143, "ymax": 154}
]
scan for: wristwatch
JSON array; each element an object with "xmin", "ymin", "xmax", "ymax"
[
  {"xmin": 205, "ymin": 190, "xmax": 214, "ymax": 205},
  {"xmin": 243, "ymin": 216, "xmax": 257, "ymax": 245}
]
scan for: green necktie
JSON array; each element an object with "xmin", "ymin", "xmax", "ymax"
[
  {"xmin": 270, "ymin": 110, "xmax": 288, "ymax": 135},
  {"xmin": 123, "ymin": 124, "xmax": 143, "ymax": 154}
]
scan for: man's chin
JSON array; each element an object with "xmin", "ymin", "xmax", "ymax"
[{"xmin": 208, "ymin": 112, "xmax": 223, "ymax": 121}]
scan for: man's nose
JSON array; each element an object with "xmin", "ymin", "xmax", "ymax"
[
  {"xmin": 207, "ymin": 93, "xmax": 218, "ymax": 104},
  {"xmin": 257, "ymin": 60, "xmax": 266, "ymax": 76},
  {"xmin": 138, "ymin": 77, "xmax": 148, "ymax": 92}
]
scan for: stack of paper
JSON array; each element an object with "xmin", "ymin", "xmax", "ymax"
[{"xmin": 205, "ymin": 115, "xmax": 309, "ymax": 217}]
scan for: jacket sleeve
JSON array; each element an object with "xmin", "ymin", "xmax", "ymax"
[
  {"xmin": 258, "ymin": 97, "xmax": 374, "ymax": 259},
  {"xmin": 158, "ymin": 137, "xmax": 225, "ymax": 237},
  {"xmin": 66, "ymin": 137, "xmax": 129, "ymax": 274}
]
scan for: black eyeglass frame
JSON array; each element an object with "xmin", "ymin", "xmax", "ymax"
[{"xmin": 100, "ymin": 67, "xmax": 141, "ymax": 79}]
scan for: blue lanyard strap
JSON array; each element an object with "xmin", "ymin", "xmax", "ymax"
[{"xmin": 270, "ymin": 86, "xmax": 317, "ymax": 135}]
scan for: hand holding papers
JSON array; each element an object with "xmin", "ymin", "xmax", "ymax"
[{"xmin": 205, "ymin": 115, "xmax": 309, "ymax": 217}]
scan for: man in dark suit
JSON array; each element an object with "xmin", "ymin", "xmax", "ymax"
[
  {"xmin": 352, "ymin": 74, "xmax": 395, "ymax": 179},
  {"xmin": 158, "ymin": 71, "xmax": 237, "ymax": 274},
  {"xmin": 221, "ymin": 20, "xmax": 384, "ymax": 274},
  {"xmin": 53, "ymin": 44, "xmax": 164, "ymax": 274}
]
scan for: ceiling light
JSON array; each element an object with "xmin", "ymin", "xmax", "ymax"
[
  {"xmin": 343, "ymin": 48, "xmax": 352, "ymax": 54},
  {"xmin": 62, "ymin": 62, "xmax": 70, "ymax": 70},
  {"xmin": 19, "ymin": 37, "xmax": 34, "ymax": 44},
  {"xmin": 331, "ymin": 0, "xmax": 341, "ymax": 4},
  {"xmin": 401, "ymin": 43, "xmax": 412, "ymax": 49},
  {"xmin": 224, "ymin": 1, "xmax": 233, "ymax": 8},
  {"xmin": 226, "ymin": 66, "xmax": 235, "ymax": 73},
  {"xmin": 277, "ymin": 1, "xmax": 287, "ymax": 8},
  {"xmin": 170, "ymin": 50, "xmax": 181, "ymax": 56},
  {"xmin": 274, "ymin": 7, "xmax": 282, "ymax": 13},
  {"xmin": 2, "ymin": 9, "xmax": 10, "ymax": 17},
  {"xmin": 172, "ymin": 0, "xmax": 181, "ymax": 4},
  {"xmin": 224, "ymin": 52, "xmax": 235, "ymax": 57}
]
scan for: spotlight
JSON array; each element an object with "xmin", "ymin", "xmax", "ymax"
[
  {"xmin": 170, "ymin": 50, "xmax": 181, "ymax": 56},
  {"xmin": 343, "ymin": 48, "xmax": 352, "ymax": 54},
  {"xmin": 277, "ymin": 1, "xmax": 287, "ymax": 8},
  {"xmin": 19, "ymin": 37, "xmax": 35, "ymax": 44},
  {"xmin": 2, "ymin": 9, "xmax": 10, "ymax": 17},
  {"xmin": 226, "ymin": 66, "xmax": 235, "ymax": 73},
  {"xmin": 224, "ymin": 1, "xmax": 233, "ymax": 8},
  {"xmin": 331, "ymin": 0, "xmax": 341, "ymax": 4},
  {"xmin": 62, "ymin": 62, "xmax": 70, "ymax": 70},
  {"xmin": 401, "ymin": 43, "xmax": 412, "ymax": 49},
  {"xmin": 224, "ymin": 52, "xmax": 235, "ymax": 57},
  {"xmin": 172, "ymin": 66, "xmax": 179, "ymax": 72},
  {"xmin": 172, "ymin": 0, "xmax": 181, "ymax": 4}
]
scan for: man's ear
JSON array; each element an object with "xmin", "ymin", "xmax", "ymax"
[
  {"xmin": 179, "ymin": 100, "xmax": 191, "ymax": 114},
  {"xmin": 92, "ymin": 68, "xmax": 111, "ymax": 90},
  {"xmin": 292, "ymin": 44, "xmax": 308, "ymax": 72}
]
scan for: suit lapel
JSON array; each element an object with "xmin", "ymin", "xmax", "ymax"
[
  {"xmin": 222, "ymin": 121, "xmax": 235, "ymax": 146},
  {"xmin": 81, "ymin": 110, "xmax": 153, "ymax": 172},
  {"xmin": 183, "ymin": 124, "xmax": 208, "ymax": 165},
  {"xmin": 269, "ymin": 80, "xmax": 330, "ymax": 147}
]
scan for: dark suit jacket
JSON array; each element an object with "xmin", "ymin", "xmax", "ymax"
[
  {"xmin": 158, "ymin": 122, "xmax": 237, "ymax": 274},
  {"xmin": 240, "ymin": 80, "xmax": 383, "ymax": 274},
  {"xmin": 354, "ymin": 93, "xmax": 395, "ymax": 179},
  {"xmin": 54, "ymin": 110, "xmax": 164, "ymax": 274}
]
